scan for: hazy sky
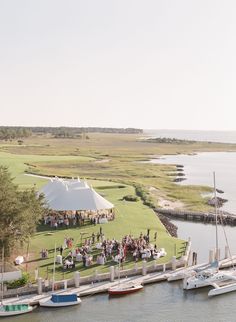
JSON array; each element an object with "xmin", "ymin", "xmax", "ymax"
[{"xmin": 1, "ymin": 0, "xmax": 236, "ymax": 130}]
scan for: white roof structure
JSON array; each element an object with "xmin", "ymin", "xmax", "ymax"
[{"xmin": 40, "ymin": 178, "xmax": 114, "ymax": 211}]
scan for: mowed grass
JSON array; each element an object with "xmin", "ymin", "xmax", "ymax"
[
  {"xmin": 29, "ymin": 183, "xmax": 185, "ymax": 280},
  {"xmin": 0, "ymin": 151, "xmax": 94, "ymax": 189}
]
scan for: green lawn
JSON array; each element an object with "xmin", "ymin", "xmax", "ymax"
[
  {"xmin": 0, "ymin": 151, "xmax": 94, "ymax": 189},
  {"xmin": 28, "ymin": 182, "xmax": 185, "ymax": 280},
  {"xmin": 1, "ymin": 133, "xmax": 230, "ymax": 280}
]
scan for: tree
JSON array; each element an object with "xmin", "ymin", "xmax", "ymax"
[{"xmin": 0, "ymin": 166, "xmax": 46, "ymax": 257}]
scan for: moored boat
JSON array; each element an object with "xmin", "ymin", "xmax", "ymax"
[
  {"xmin": 108, "ymin": 284, "xmax": 143, "ymax": 295},
  {"xmin": 208, "ymin": 281, "xmax": 236, "ymax": 297},
  {"xmin": 0, "ymin": 303, "xmax": 33, "ymax": 317},
  {"xmin": 0, "ymin": 247, "xmax": 33, "ymax": 317},
  {"xmin": 39, "ymin": 293, "xmax": 81, "ymax": 307}
]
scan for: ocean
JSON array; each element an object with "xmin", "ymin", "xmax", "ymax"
[{"xmin": 144, "ymin": 129, "xmax": 236, "ymax": 144}]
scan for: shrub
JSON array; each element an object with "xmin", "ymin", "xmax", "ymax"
[
  {"xmin": 123, "ymin": 195, "xmax": 139, "ymax": 202},
  {"xmin": 135, "ymin": 184, "xmax": 156, "ymax": 209},
  {"xmin": 6, "ymin": 273, "xmax": 30, "ymax": 289}
]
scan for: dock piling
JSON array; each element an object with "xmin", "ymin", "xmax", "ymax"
[
  {"xmin": 142, "ymin": 260, "xmax": 147, "ymax": 275},
  {"xmin": 110, "ymin": 266, "xmax": 115, "ymax": 282},
  {"xmin": 171, "ymin": 256, "xmax": 176, "ymax": 270},
  {"xmin": 37, "ymin": 278, "xmax": 43, "ymax": 295},
  {"xmin": 74, "ymin": 271, "xmax": 80, "ymax": 288}
]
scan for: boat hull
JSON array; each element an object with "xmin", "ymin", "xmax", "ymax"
[
  {"xmin": 39, "ymin": 299, "xmax": 81, "ymax": 307},
  {"xmin": 108, "ymin": 285, "xmax": 143, "ymax": 295},
  {"xmin": 183, "ymin": 271, "xmax": 236, "ymax": 290},
  {"xmin": 208, "ymin": 282, "xmax": 236, "ymax": 297},
  {"xmin": 0, "ymin": 306, "xmax": 33, "ymax": 316}
]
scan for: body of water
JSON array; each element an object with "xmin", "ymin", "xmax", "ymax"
[
  {"xmin": 151, "ymin": 152, "xmax": 236, "ymax": 213},
  {"xmin": 144, "ymin": 129, "xmax": 236, "ymax": 144}
]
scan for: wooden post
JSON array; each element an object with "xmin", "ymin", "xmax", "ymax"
[
  {"xmin": 37, "ymin": 278, "xmax": 43, "ymax": 295},
  {"xmin": 171, "ymin": 256, "xmax": 176, "ymax": 270},
  {"xmin": 110, "ymin": 266, "xmax": 115, "ymax": 282},
  {"xmin": 74, "ymin": 271, "xmax": 80, "ymax": 288},
  {"xmin": 142, "ymin": 260, "xmax": 147, "ymax": 276}
]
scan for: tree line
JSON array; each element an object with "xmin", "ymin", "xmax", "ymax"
[
  {"xmin": 0, "ymin": 126, "xmax": 143, "ymax": 140},
  {"xmin": 0, "ymin": 127, "xmax": 32, "ymax": 140}
]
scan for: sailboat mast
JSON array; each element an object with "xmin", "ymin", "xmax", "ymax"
[
  {"xmin": 213, "ymin": 172, "xmax": 219, "ymax": 259},
  {"xmin": 52, "ymin": 243, "xmax": 56, "ymax": 292},
  {"xmin": 1, "ymin": 247, "xmax": 4, "ymax": 306}
]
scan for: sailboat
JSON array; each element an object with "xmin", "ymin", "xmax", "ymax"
[
  {"xmin": 0, "ymin": 247, "xmax": 33, "ymax": 317},
  {"xmin": 108, "ymin": 261, "xmax": 143, "ymax": 296},
  {"xmin": 39, "ymin": 244, "xmax": 81, "ymax": 307},
  {"xmin": 183, "ymin": 172, "xmax": 236, "ymax": 290}
]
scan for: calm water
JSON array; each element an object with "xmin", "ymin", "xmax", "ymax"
[
  {"xmin": 144, "ymin": 129, "xmax": 236, "ymax": 144},
  {"xmin": 151, "ymin": 152, "xmax": 236, "ymax": 213}
]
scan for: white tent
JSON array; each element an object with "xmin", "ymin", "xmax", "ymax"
[{"xmin": 40, "ymin": 178, "xmax": 114, "ymax": 211}]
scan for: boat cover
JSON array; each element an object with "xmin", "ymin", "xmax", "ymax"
[
  {"xmin": 4, "ymin": 304, "xmax": 29, "ymax": 311},
  {"xmin": 51, "ymin": 294, "xmax": 77, "ymax": 303}
]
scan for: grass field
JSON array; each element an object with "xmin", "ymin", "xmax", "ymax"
[
  {"xmin": 1, "ymin": 133, "xmax": 235, "ymax": 280},
  {"xmin": 28, "ymin": 182, "xmax": 185, "ymax": 280}
]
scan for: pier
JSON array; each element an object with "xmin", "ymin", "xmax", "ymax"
[{"xmin": 2, "ymin": 239, "xmax": 236, "ymax": 305}]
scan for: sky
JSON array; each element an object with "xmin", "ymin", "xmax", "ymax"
[{"xmin": 1, "ymin": 0, "xmax": 236, "ymax": 130}]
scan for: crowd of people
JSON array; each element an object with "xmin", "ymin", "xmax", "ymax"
[
  {"xmin": 59, "ymin": 229, "xmax": 166, "ymax": 271},
  {"xmin": 43, "ymin": 210, "xmax": 115, "ymax": 229}
]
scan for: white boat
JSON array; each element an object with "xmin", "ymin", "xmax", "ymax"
[
  {"xmin": 208, "ymin": 280, "xmax": 236, "ymax": 297},
  {"xmin": 0, "ymin": 304, "xmax": 33, "ymax": 317},
  {"xmin": 108, "ymin": 284, "xmax": 143, "ymax": 295},
  {"xmin": 40, "ymin": 244, "xmax": 82, "ymax": 308},
  {"xmin": 183, "ymin": 268, "xmax": 236, "ymax": 290},
  {"xmin": 39, "ymin": 293, "xmax": 81, "ymax": 307},
  {"xmin": 108, "ymin": 261, "xmax": 143, "ymax": 296},
  {"xmin": 0, "ymin": 247, "xmax": 33, "ymax": 317},
  {"xmin": 168, "ymin": 269, "xmax": 195, "ymax": 282},
  {"xmin": 183, "ymin": 173, "xmax": 236, "ymax": 290}
]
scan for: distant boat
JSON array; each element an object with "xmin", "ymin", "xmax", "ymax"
[
  {"xmin": 39, "ymin": 293, "xmax": 81, "ymax": 307},
  {"xmin": 108, "ymin": 284, "xmax": 143, "ymax": 296}
]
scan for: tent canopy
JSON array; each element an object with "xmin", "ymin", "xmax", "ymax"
[{"xmin": 40, "ymin": 178, "xmax": 114, "ymax": 211}]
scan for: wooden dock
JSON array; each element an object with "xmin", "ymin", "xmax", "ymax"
[
  {"xmin": 1, "ymin": 271, "xmax": 172, "ymax": 306},
  {"xmin": 2, "ymin": 254, "xmax": 236, "ymax": 306}
]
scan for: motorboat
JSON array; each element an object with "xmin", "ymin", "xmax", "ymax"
[
  {"xmin": 108, "ymin": 284, "xmax": 143, "ymax": 295},
  {"xmin": 39, "ymin": 293, "xmax": 81, "ymax": 307},
  {"xmin": 0, "ymin": 304, "xmax": 33, "ymax": 317}
]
